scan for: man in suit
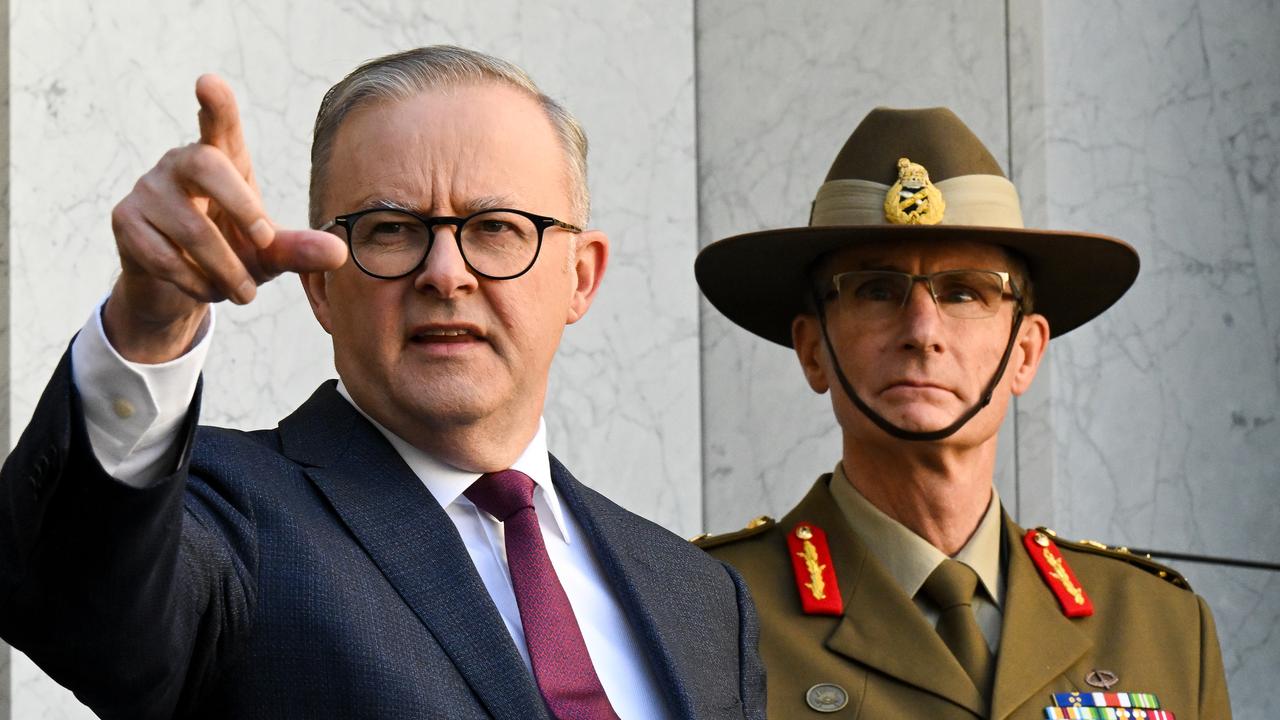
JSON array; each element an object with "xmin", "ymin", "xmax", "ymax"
[
  {"xmin": 0, "ymin": 46, "xmax": 764, "ymax": 719},
  {"xmin": 694, "ymin": 107, "xmax": 1231, "ymax": 718}
]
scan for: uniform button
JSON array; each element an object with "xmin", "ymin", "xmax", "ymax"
[
  {"xmin": 805, "ymin": 683, "xmax": 848, "ymax": 713},
  {"xmin": 112, "ymin": 398, "xmax": 136, "ymax": 419}
]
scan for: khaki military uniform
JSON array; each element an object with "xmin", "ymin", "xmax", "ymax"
[{"xmin": 700, "ymin": 475, "xmax": 1232, "ymax": 719}]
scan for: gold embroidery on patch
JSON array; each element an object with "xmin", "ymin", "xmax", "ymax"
[
  {"xmin": 884, "ymin": 157, "xmax": 946, "ymax": 225},
  {"xmin": 798, "ymin": 540, "xmax": 827, "ymax": 600},
  {"xmin": 1043, "ymin": 547, "xmax": 1086, "ymax": 605}
]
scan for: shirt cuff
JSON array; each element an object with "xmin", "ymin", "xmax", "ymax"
[{"xmin": 69, "ymin": 298, "xmax": 214, "ymax": 486}]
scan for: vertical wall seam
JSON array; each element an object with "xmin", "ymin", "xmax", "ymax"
[
  {"xmin": 1, "ymin": 0, "xmax": 11, "ymax": 709},
  {"xmin": 691, "ymin": 0, "xmax": 709, "ymax": 533},
  {"xmin": 1003, "ymin": 0, "xmax": 1022, "ymax": 522}
]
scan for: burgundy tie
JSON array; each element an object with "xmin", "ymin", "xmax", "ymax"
[{"xmin": 465, "ymin": 470, "xmax": 621, "ymax": 720}]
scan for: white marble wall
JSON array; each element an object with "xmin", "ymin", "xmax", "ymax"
[
  {"xmin": 5, "ymin": 0, "xmax": 1277, "ymax": 716},
  {"xmin": 4, "ymin": 0, "xmax": 698, "ymax": 715},
  {"xmin": 1041, "ymin": 1, "xmax": 1280, "ymax": 714}
]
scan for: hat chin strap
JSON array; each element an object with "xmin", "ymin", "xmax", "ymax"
[{"xmin": 810, "ymin": 287, "xmax": 1024, "ymax": 442}]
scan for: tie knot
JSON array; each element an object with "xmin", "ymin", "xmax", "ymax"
[
  {"xmin": 922, "ymin": 559, "xmax": 980, "ymax": 610},
  {"xmin": 465, "ymin": 469, "xmax": 536, "ymax": 522}
]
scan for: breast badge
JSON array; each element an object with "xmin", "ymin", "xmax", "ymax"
[
  {"xmin": 883, "ymin": 157, "xmax": 946, "ymax": 225},
  {"xmin": 805, "ymin": 682, "xmax": 849, "ymax": 713},
  {"xmin": 1085, "ymin": 669, "xmax": 1120, "ymax": 690},
  {"xmin": 787, "ymin": 522, "xmax": 843, "ymax": 615}
]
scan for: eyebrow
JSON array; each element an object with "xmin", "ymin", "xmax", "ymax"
[
  {"xmin": 461, "ymin": 195, "xmax": 518, "ymax": 214},
  {"xmin": 352, "ymin": 195, "xmax": 518, "ymax": 216}
]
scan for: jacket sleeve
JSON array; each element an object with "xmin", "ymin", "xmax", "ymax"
[
  {"xmin": 724, "ymin": 560, "xmax": 767, "ymax": 720},
  {"xmin": 0, "ymin": 346, "xmax": 255, "ymax": 719},
  {"xmin": 1197, "ymin": 594, "xmax": 1233, "ymax": 719}
]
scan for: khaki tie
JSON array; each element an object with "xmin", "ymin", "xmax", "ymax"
[{"xmin": 921, "ymin": 559, "xmax": 995, "ymax": 698}]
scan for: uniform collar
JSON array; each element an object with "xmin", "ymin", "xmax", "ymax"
[
  {"xmin": 334, "ymin": 380, "xmax": 570, "ymax": 544},
  {"xmin": 830, "ymin": 463, "xmax": 1004, "ymax": 607}
]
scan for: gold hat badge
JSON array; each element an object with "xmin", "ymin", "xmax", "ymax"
[{"xmin": 884, "ymin": 157, "xmax": 945, "ymax": 225}]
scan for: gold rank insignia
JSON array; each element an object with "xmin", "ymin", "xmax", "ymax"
[
  {"xmin": 1024, "ymin": 529, "xmax": 1095, "ymax": 618},
  {"xmin": 883, "ymin": 157, "xmax": 946, "ymax": 225},
  {"xmin": 786, "ymin": 522, "xmax": 843, "ymax": 615}
]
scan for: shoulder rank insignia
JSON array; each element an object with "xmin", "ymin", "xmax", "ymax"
[
  {"xmin": 690, "ymin": 515, "xmax": 774, "ymax": 549},
  {"xmin": 787, "ymin": 522, "xmax": 843, "ymax": 616},
  {"xmin": 1050, "ymin": 532, "xmax": 1191, "ymax": 591},
  {"xmin": 884, "ymin": 157, "xmax": 946, "ymax": 225},
  {"xmin": 1024, "ymin": 529, "xmax": 1094, "ymax": 618}
]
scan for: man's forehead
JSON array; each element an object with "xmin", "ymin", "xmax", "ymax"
[{"xmin": 322, "ymin": 83, "xmax": 568, "ymax": 216}]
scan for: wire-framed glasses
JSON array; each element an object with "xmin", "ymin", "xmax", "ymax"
[
  {"xmin": 320, "ymin": 207, "xmax": 583, "ymax": 280},
  {"xmin": 830, "ymin": 269, "xmax": 1022, "ymax": 320}
]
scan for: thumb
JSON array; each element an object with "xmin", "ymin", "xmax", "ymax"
[{"xmin": 260, "ymin": 229, "xmax": 350, "ymax": 275}]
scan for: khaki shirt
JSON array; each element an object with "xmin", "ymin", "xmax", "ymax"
[
  {"xmin": 829, "ymin": 463, "xmax": 1004, "ymax": 650},
  {"xmin": 700, "ymin": 474, "xmax": 1232, "ymax": 719}
]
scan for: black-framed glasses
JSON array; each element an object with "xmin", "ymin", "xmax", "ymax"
[
  {"xmin": 320, "ymin": 207, "xmax": 583, "ymax": 280},
  {"xmin": 829, "ymin": 269, "xmax": 1023, "ymax": 320}
]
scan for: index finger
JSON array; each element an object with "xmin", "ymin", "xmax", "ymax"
[{"xmin": 195, "ymin": 73, "xmax": 251, "ymax": 179}]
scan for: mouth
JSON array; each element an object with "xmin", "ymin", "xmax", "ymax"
[
  {"xmin": 408, "ymin": 324, "xmax": 485, "ymax": 345},
  {"xmin": 882, "ymin": 379, "xmax": 953, "ymax": 395}
]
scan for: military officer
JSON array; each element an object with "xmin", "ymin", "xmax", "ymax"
[{"xmin": 694, "ymin": 107, "xmax": 1232, "ymax": 719}]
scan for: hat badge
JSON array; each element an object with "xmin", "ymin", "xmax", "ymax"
[{"xmin": 883, "ymin": 157, "xmax": 946, "ymax": 225}]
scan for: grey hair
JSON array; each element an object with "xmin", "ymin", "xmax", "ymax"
[{"xmin": 308, "ymin": 46, "xmax": 590, "ymax": 228}]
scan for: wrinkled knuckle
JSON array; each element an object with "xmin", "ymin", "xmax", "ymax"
[
  {"xmin": 158, "ymin": 145, "xmax": 189, "ymax": 170},
  {"xmin": 134, "ymin": 170, "xmax": 168, "ymax": 200},
  {"xmin": 145, "ymin": 248, "xmax": 181, "ymax": 277},
  {"xmin": 184, "ymin": 143, "xmax": 225, "ymax": 177},
  {"xmin": 176, "ymin": 215, "xmax": 213, "ymax": 243},
  {"xmin": 109, "ymin": 202, "xmax": 132, "ymax": 234}
]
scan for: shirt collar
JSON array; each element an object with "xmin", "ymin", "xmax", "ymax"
[
  {"xmin": 830, "ymin": 463, "xmax": 1004, "ymax": 607},
  {"xmin": 334, "ymin": 380, "xmax": 571, "ymax": 544}
]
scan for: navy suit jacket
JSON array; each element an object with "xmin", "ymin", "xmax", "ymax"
[{"xmin": 0, "ymin": 349, "xmax": 765, "ymax": 719}]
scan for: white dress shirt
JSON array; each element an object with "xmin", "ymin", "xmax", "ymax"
[{"xmin": 69, "ymin": 301, "xmax": 671, "ymax": 719}]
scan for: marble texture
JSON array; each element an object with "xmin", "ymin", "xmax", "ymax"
[
  {"xmin": 5, "ymin": 0, "xmax": 697, "ymax": 715},
  {"xmin": 695, "ymin": 0, "xmax": 1017, "ymax": 532},
  {"xmin": 5, "ymin": 0, "xmax": 1277, "ymax": 715},
  {"xmin": 0, "ymin": 0, "xmax": 11, "ymax": 713},
  {"xmin": 1181, "ymin": 562, "xmax": 1280, "ymax": 716},
  {"xmin": 1006, "ymin": 0, "xmax": 1060, "ymax": 526},
  {"xmin": 1038, "ymin": 2, "xmax": 1280, "ymax": 714},
  {"xmin": 1042, "ymin": 0, "xmax": 1280, "ymax": 567}
]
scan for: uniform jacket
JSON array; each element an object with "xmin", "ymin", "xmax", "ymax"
[
  {"xmin": 0, "ymin": 349, "xmax": 765, "ymax": 719},
  {"xmin": 702, "ymin": 475, "xmax": 1230, "ymax": 719}
]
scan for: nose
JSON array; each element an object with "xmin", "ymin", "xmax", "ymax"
[
  {"xmin": 412, "ymin": 225, "xmax": 479, "ymax": 298},
  {"xmin": 897, "ymin": 279, "xmax": 945, "ymax": 353}
]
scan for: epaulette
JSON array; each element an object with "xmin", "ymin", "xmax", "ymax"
[
  {"xmin": 1037, "ymin": 527, "xmax": 1191, "ymax": 591},
  {"xmin": 690, "ymin": 516, "xmax": 775, "ymax": 549}
]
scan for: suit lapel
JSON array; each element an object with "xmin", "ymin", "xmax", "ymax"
[
  {"xmin": 278, "ymin": 383, "xmax": 548, "ymax": 720},
  {"xmin": 549, "ymin": 457, "xmax": 699, "ymax": 720},
  {"xmin": 792, "ymin": 478, "xmax": 986, "ymax": 716},
  {"xmin": 990, "ymin": 516, "xmax": 1091, "ymax": 720}
]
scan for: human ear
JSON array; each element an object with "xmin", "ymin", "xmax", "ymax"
[
  {"xmin": 299, "ymin": 271, "xmax": 334, "ymax": 335},
  {"xmin": 566, "ymin": 230, "xmax": 609, "ymax": 324},
  {"xmin": 792, "ymin": 314, "xmax": 831, "ymax": 394},
  {"xmin": 1010, "ymin": 312, "xmax": 1050, "ymax": 395}
]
